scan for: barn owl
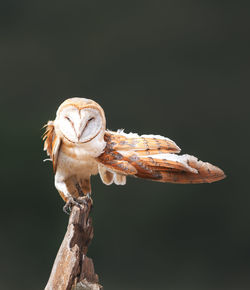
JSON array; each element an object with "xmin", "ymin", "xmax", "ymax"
[{"xmin": 43, "ymin": 97, "xmax": 225, "ymax": 212}]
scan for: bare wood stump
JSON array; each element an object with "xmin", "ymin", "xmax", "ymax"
[{"xmin": 45, "ymin": 199, "xmax": 102, "ymax": 290}]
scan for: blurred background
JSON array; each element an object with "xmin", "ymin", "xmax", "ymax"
[{"xmin": 0, "ymin": 0, "xmax": 249, "ymax": 289}]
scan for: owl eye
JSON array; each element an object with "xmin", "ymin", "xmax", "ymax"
[
  {"xmin": 88, "ymin": 117, "xmax": 95, "ymax": 123},
  {"xmin": 81, "ymin": 117, "xmax": 95, "ymax": 134},
  {"xmin": 83, "ymin": 117, "xmax": 94, "ymax": 128}
]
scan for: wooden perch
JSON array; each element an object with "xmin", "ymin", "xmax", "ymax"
[{"xmin": 45, "ymin": 199, "xmax": 102, "ymax": 290}]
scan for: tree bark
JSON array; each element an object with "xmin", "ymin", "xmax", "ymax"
[{"xmin": 45, "ymin": 199, "xmax": 102, "ymax": 290}]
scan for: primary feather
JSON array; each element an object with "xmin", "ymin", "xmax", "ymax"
[{"xmin": 97, "ymin": 130, "xmax": 225, "ymax": 184}]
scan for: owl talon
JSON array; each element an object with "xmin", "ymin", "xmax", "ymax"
[
  {"xmin": 63, "ymin": 197, "xmax": 80, "ymax": 214},
  {"xmin": 63, "ymin": 195, "xmax": 92, "ymax": 214}
]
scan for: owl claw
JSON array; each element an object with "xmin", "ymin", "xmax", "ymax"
[
  {"xmin": 63, "ymin": 197, "xmax": 79, "ymax": 214},
  {"xmin": 63, "ymin": 195, "xmax": 93, "ymax": 214}
]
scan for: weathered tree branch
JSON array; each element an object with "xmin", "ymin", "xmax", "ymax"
[{"xmin": 45, "ymin": 199, "xmax": 102, "ymax": 290}]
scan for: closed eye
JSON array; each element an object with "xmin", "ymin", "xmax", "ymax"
[
  {"xmin": 65, "ymin": 116, "xmax": 76, "ymax": 132},
  {"xmin": 82, "ymin": 117, "xmax": 95, "ymax": 132}
]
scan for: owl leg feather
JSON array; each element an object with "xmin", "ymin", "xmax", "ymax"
[
  {"xmin": 76, "ymin": 178, "xmax": 93, "ymax": 206},
  {"xmin": 55, "ymin": 174, "xmax": 93, "ymax": 214}
]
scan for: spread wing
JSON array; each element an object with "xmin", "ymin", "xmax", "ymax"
[
  {"xmin": 96, "ymin": 130, "xmax": 225, "ymax": 184},
  {"xmin": 43, "ymin": 121, "xmax": 61, "ymax": 172}
]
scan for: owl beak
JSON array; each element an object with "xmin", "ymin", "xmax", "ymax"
[
  {"xmin": 75, "ymin": 112, "xmax": 88, "ymax": 141},
  {"xmin": 76, "ymin": 124, "xmax": 84, "ymax": 141}
]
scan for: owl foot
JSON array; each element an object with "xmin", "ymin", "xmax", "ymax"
[
  {"xmin": 63, "ymin": 197, "xmax": 80, "ymax": 214},
  {"xmin": 63, "ymin": 195, "xmax": 93, "ymax": 214}
]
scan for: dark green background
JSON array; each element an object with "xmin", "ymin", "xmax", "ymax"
[{"xmin": 1, "ymin": 1, "xmax": 249, "ymax": 289}]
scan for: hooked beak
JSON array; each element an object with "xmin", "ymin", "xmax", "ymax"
[
  {"xmin": 75, "ymin": 120, "xmax": 84, "ymax": 141},
  {"xmin": 74, "ymin": 110, "xmax": 89, "ymax": 141}
]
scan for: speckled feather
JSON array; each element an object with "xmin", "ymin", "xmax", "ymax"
[
  {"xmin": 104, "ymin": 130, "xmax": 180, "ymax": 155},
  {"xmin": 97, "ymin": 131, "xmax": 225, "ymax": 184},
  {"xmin": 43, "ymin": 121, "xmax": 61, "ymax": 171}
]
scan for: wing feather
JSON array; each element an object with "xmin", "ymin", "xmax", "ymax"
[
  {"xmin": 97, "ymin": 151, "xmax": 137, "ymax": 175},
  {"xmin": 43, "ymin": 121, "xmax": 61, "ymax": 172},
  {"xmin": 43, "ymin": 121, "xmax": 54, "ymax": 157},
  {"xmin": 135, "ymin": 153, "xmax": 225, "ymax": 184},
  {"xmin": 97, "ymin": 130, "xmax": 225, "ymax": 184},
  {"xmin": 160, "ymin": 158, "xmax": 225, "ymax": 184},
  {"xmin": 105, "ymin": 130, "xmax": 181, "ymax": 155}
]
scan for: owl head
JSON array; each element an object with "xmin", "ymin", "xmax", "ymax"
[{"xmin": 55, "ymin": 97, "xmax": 106, "ymax": 144}]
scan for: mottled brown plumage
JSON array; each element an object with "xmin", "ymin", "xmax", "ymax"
[
  {"xmin": 103, "ymin": 130, "xmax": 181, "ymax": 155},
  {"xmin": 97, "ymin": 131, "xmax": 225, "ymax": 184}
]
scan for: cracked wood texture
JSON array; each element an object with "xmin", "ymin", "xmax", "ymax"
[{"xmin": 45, "ymin": 199, "xmax": 102, "ymax": 290}]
